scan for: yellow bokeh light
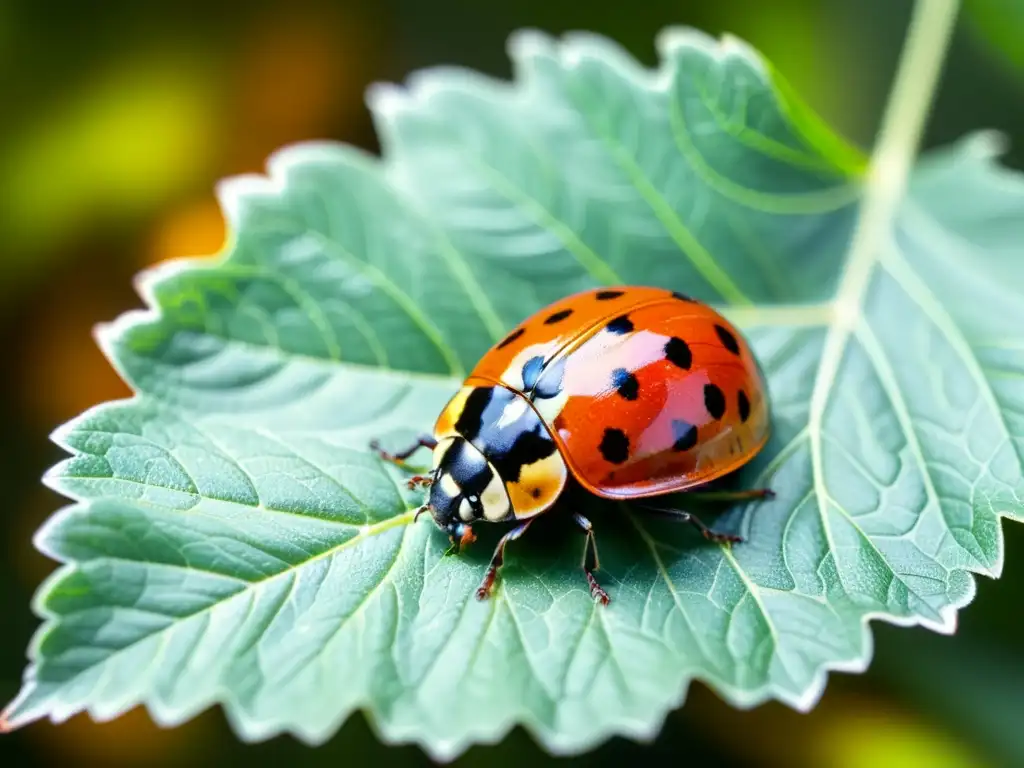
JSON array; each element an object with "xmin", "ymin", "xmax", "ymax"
[{"xmin": 1, "ymin": 50, "xmax": 222, "ymax": 253}]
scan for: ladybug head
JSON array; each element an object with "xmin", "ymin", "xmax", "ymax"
[{"xmin": 417, "ymin": 437, "xmax": 511, "ymax": 550}]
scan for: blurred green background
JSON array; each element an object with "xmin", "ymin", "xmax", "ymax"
[{"xmin": 2, "ymin": 1, "xmax": 1022, "ymax": 766}]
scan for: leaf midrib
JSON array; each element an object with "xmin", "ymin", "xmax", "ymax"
[{"xmin": 798, "ymin": 0, "xmax": 966, "ymax": 620}]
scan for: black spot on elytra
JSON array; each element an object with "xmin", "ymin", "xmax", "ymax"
[
  {"xmin": 611, "ymin": 368, "xmax": 639, "ymax": 400},
  {"xmin": 599, "ymin": 428, "xmax": 630, "ymax": 464},
  {"xmin": 497, "ymin": 328, "xmax": 525, "ymax": 349},
  {"xmin": 714, "ymin": 324, "xmax": 740, "ymax": 355},
  {"xmin": 671, "ymin": 291, "xmax": 695, "ymax": 302},
  {"xmin": 489, "ymin": 426, "xmax": 558, "ymax": 483},
  {"xmin": 664, "ymin": 337, "xmax": 692, "ymax": 369},
  {"xmin": 596, "ymin": 290, "xmax": 624, "ymax": 300},
  {"xmin": 531, "ymin": 487, "xmax": 542, "ymax": 499},
  {"xmin": 545, "ymin": 308, "xmax": 574, "ymax": 325},
  {"xmin": 606, "ymin": 314, "xmax": 634, "ymax": 334},
  {"xmin": 671, "ymin": 419, "xmax": 698, "ymax": 452},
  {"xmin": 521, "ymin": 355, "xmax": 545, "ymax": 390},
  {"xmin": 704, "ymin": 383, "xmax": 726, "ymax": 420},
  {"xmin": 738, "ymin": 389, "xmax": 751, "ymax": 423}
]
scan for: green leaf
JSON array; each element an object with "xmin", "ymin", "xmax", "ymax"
[{"xmin": 6, "ymin": 20, "xmax": 1024, "ymax": 761}]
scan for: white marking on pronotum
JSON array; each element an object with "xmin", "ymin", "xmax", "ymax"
[
  {"xmin": 439, "ymin": 473, "xmax": 461, "ymax": 498},
  {"xmin": 495, "ymin": 396, "xmax": 531, "ymax": 429}
]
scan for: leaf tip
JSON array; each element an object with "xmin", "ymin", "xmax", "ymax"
[
  {"xmin": 213, "ymin": 171, "xmax": 278, "ymax": 232},
  {"xmin": 365, "ymin": 81, "xmax": 411, "ymax": 123},
  {"xmin": 88, "ymin": 310, "xmax": 152, "ymax": 392},
  {"xmin": 91, "ymin": 317, "xmax": 127, "ymax": 362},
  {"xmin": 0, "ymin": 697, "xmax": 28, "ymax": 735},
  {"xmin": 212, "ymin": 140, "xmax": 365, "ymax": 231},
  {"xmin": 46, "ymin": 417, "xmax": 76, "ymax": 453},
  {"xmin": 963, "ymin": 128, "xmax": 1011, "ymax": 158},
  {"xmin": 717, "ymin": 32, "xmax": 769, "ymax": 72},
  {"xmin": 506, "ymin": 27, "xmax": 556, "ymax": 63},
  {"xmin": 653, "ymin": 26, "xmax": 722, "ymax": 62}
]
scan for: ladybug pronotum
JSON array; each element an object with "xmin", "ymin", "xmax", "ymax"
[{"xmin": 371, "ymin": 286, "xmax": 773, "ymax": 604}]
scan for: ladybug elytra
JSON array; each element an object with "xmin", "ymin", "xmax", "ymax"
[{"xmin": 371, "ymin": 286, "xmax": 773, "ymax": 604}]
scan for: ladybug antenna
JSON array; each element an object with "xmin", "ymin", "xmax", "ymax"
[{"xmin": 413, "ymin": 504, "xmax": 430, "ymax": 523}]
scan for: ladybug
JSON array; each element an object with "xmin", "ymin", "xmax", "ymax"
[{"xmin": 370, "ymin": 286, "xmax": 773, "ymax": 604}]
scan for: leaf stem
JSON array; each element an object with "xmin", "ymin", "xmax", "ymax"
[
  {"xmin": 811, "ymin": 0, "xmax": 960, "ymax": 398},
  {"xmin": 859, "ymin": 0, "xmax": 960, "ymax": 231},
  {"xmin": 805, "ymin": 0, "xmax": 959, "ymax": 548},
  {"xmin": 845, "ymin": 0, "xmax": 960, "ymax": 286}
]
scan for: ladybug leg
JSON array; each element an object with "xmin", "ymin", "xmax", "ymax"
[
  {"xmin": 572, "ymin": 512, "xmax": 610, "ymax": 605},
  {"xmin": 672, "ymin": 511, "xmax": 744, "ymax": 545},
  {"xmin": 475, "ymin": 519, "xmax": 534, "ymax": 601},
  {"xmin": 370, "ymin": 434, "xmax": 437, "ymax": 465},
  {"xmin": 635, "ymin": 502, "xmax": 744, "ymax": 545},
  {"xmin": 406, "ymin": 475, "xmax": 434, "ymax": 489}
]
